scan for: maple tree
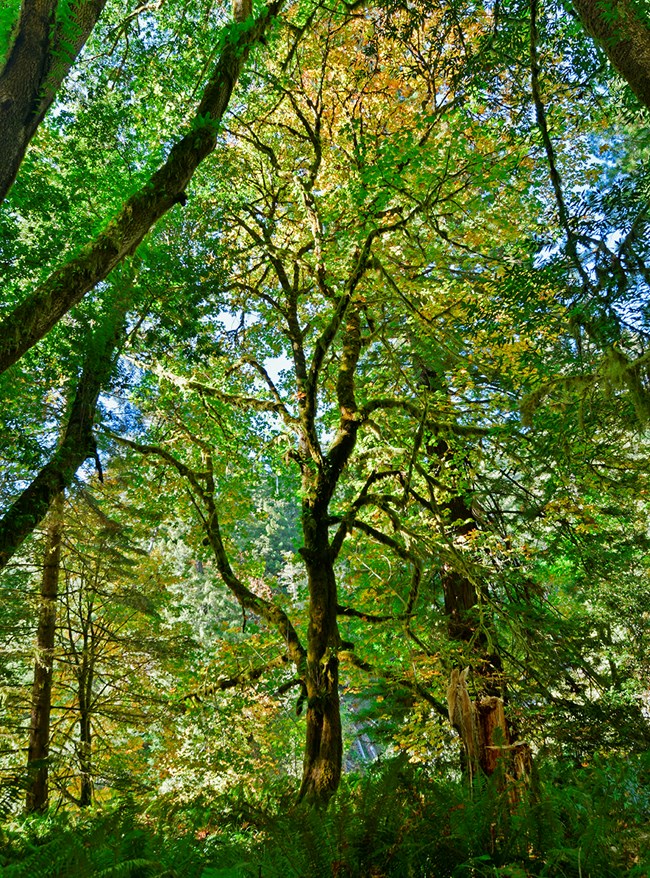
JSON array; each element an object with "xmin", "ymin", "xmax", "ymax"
[{"xmin": 1, "ymin": 1, "xmax": 650, "ymax": 871}]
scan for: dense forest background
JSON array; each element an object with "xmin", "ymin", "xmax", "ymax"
[{"xmin": 1, "ymin": 0, "xmax": 650, "ymax": 874}]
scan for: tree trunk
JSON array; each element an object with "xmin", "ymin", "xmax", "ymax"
[
  {"xmin": 441, "ymin": 494, "xmax": 503, "ymax": 697},
  {"xmin": 300, "ymin": 650, "xmax": 342, "ymax": 803},
  {"xmin": 25, "ymin": 490, "xmax": 64, "ymax": 813},
  {"xmin": 0, "ymin": 300, "xmax": 127, "ymax": 572},
  {"xmin": 428, "ymin": 431, "xmax": 531, "ymax": 783},
  {"xmin": 447, "ymin": 669, "xmax": 531, "ymax": 787},
  {"xmin": 572, "ymin": 0, "xmax": 650, "ymax": 111},
  {"xmin": 298, "ymin": 515, "xmax": 343, "ymax": 804},
  {"xmin": 0, "ymin": 0, "xmax": 107, "ymax": 203},
  {"xmin": 77, "ymin": 607, "xmax": 94, "ymax": 807},
  {"xmin": 78, "ymin": 699, "xmax": 93, "ymax": 806}
]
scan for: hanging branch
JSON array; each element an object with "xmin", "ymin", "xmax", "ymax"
[
  {"xmin": 340, "ymin": 649, "xmax": 448, "ymax": 719},
  {"xmin": 181, "ymin": 654, "xmax": 290, "ymax": 706}
]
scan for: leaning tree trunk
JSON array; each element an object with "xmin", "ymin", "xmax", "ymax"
[
  {"xmin": 0, "ymin": 0, "xmax": 107, "ymax": 204},
  {"xmin": 0, "ymin": 0, "xmax": 283, "ymax": 377},
  {"xmin": 572, "ymin": 0, "xmax": 650, "ymax": 111},
  {"xmin": 0, "ymin": 291, "xmax": 128, "ymax": 573},
  {"xmin": 25, "ymin": 490, "xmax": 64, "ymax": 813}
]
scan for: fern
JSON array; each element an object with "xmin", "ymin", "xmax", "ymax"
[
  {"xmin": 94, "ymin": 858, "xmax": 165, "ymax": 878},
  {"xmin": 2, "ymin": 828, "xmax": 86, "ymax": 878},
  {"xmin": 2, "ymin": 756, "xmax": 649, "ymax": 877}
]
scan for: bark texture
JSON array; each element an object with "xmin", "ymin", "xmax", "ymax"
[
  {"xmin": 429, "ymin": 438, "xmax": 503, "ymax": 695},
  {"xmin": 296, "ymin": 308, "xmax": 364, "ymax": 803},
  {"xmin": 25, "ymin": 490, "xmax": 64, "ymax": 813},
  {"xmin": 447, "ymin": 668, "xmax": 531, "ymax": 786},
  {"xmin": 0, "ymin": 310, "xmax": 126, "ymax": 572},
  {"xmin": 0, "ymin": 1, "xmax": 282, "ymax": 377},
  {"xmin": 573, "ymin": 0, "xmax": 650, "ymax": 110},
  {"xmin": 298, "ymin": 518, "xmax": 344, "ymax": 802},
  {"xmin": 0, "ymin": 0, "xmax": 107, "ymax": 203}
]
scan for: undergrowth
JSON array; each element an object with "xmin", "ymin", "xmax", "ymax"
[{"xmin": 1, "ymin": 754, "xmax": 649, "ymax": 877}]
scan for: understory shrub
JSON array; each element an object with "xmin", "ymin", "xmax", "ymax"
[{"xmin": 1, "ymin": 754, "xmax": 649, "ymax": 877}]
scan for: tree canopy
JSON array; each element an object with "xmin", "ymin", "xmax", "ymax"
[{"xmin": 1, "ymin": 0, "xmax": 650, "ymax": 872}]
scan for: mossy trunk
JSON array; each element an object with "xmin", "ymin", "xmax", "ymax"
[
  {"xmin": 78, "ymin": 708, "xmax": 93, "ymax": 807},
  {"xmin": 300, "ymin": 650, "xmax": 342, "ymax": 803},
  {"xmin": 441, "ymin": 495, "xmax": 503, "ymax": 696},
  {"xmin": 572, "ymin": 0, "xmax": 650, "ymax": 111},
  {"xmin": 429, "ymin": 432, "xmax": 530, "ymax": 785},
  {"xmin": 25, "ymin": 491, "xmax": 64, "ymax": 813},
  {"xmin": 0, "ymin": 1, "xmax": 283, "ymax": 375},
  {"xmin": 0, "ymin": 0, "xmax": 107, "ymax": 204},
  {"xmin": 298, "ymin": 516, "xmax": 342, "ymax": 804},
  {"xmin": 0, "ymin": 301, "xmax": 127, "ymax": 572}
]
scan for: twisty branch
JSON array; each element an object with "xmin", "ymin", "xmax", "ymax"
[
  {"xmin": 182, "ymin": 654, "xmax": 290, "ymax": 705},
  {"xmin": 113, "ymin": 434, "xmax": 307, "ymax": 670},
  {"xmin": 138, "ymin": 360, "xmax": 297, "ymax": 428}
]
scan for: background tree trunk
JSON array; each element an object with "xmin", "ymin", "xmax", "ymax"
[
  {"xmin": 78, "ymin": 696, "xmax": 93, "ymax": 807},
  {"xmin": 25, "ymin": 491, "xmax": 64, "ymax": 813}
]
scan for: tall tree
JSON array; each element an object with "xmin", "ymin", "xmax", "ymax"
[
  {"xmin": 111, "ymin": 1, "xmax": 539, "ymax": 800},
  {"xmin": 25, "ymin": 490, "xmax": 64, "ymax": 813}
]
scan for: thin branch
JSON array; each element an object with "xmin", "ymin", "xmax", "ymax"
[
  {"xmin": 181, "ymin": 654, "xmax": 289, "ymax": 705},
  {"xmin": 336, "ymin": 604, "xmax": 414, "ymax": 623},
  {"xmin": 529, "ymin": 0, "xmax": 590, "ymax": 288},
  {"xmin": 340, "ymin": 650, "xmax": 448, "ymax": 719}
]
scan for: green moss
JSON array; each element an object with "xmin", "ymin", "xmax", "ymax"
[{"xmin": 0, "ymin": 0, "xmax": 21, "ymax": 69}]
